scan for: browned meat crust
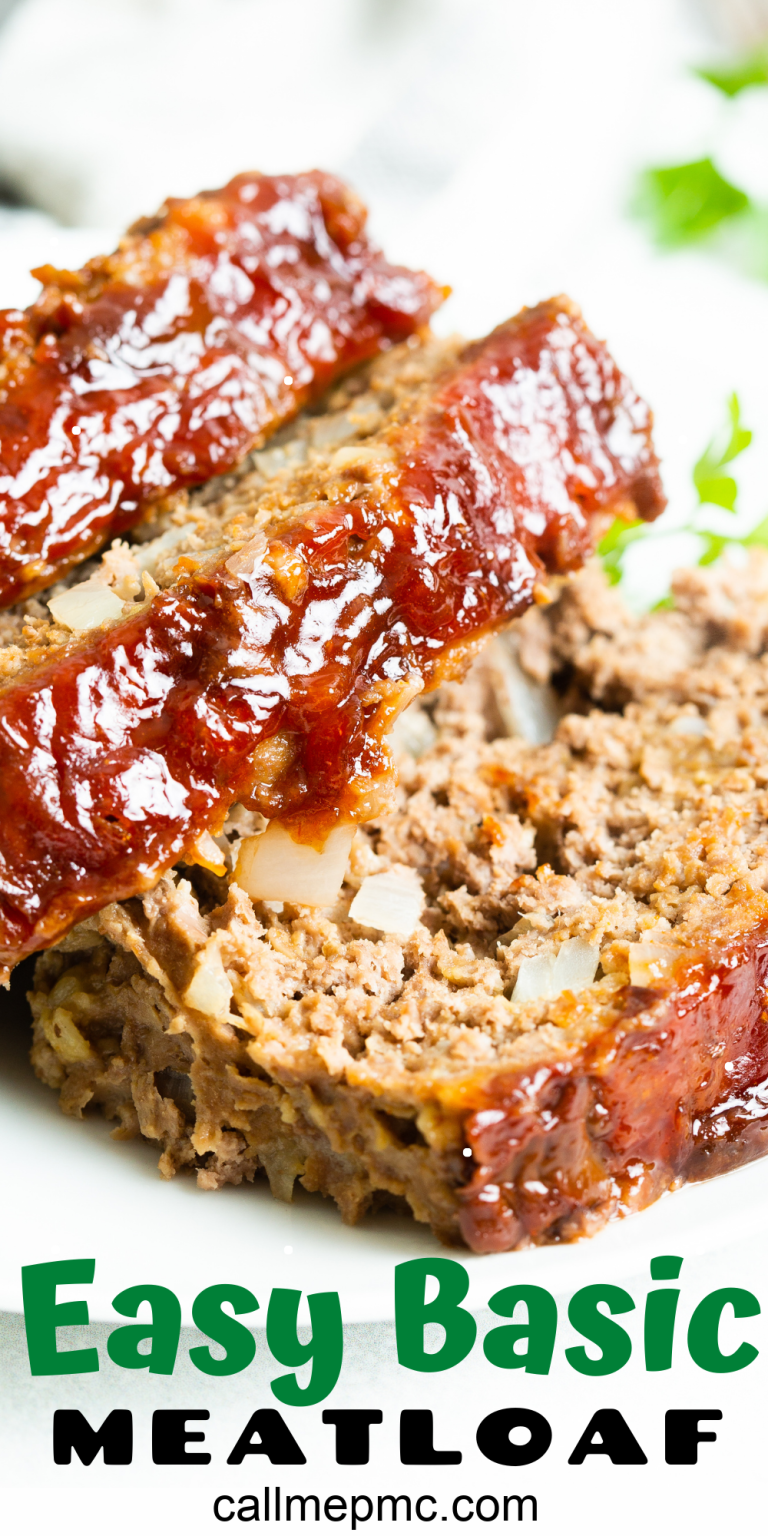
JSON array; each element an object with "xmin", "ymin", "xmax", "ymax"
[
  {"xmin": 461, "ymin": 919, "xmax": 768, "ymax": 1250},
  {"xmin": 29, "ymin": 556, "xmax": 768, "ymax": 1251}
]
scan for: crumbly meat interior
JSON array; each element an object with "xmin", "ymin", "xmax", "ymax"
[
  {"xmin": 0, "ymin": 330, "xmax": 462, "ymax": 686},
  {"xmin": 28, "ymin": 554, "xmax": 768, "ymax": 1241}
]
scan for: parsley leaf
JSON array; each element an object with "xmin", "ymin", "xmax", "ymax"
[
  {"xmin": 635, "ymin": 158, "xmax": 751, "ymax": 247},
  {"xmin": 693, "ymin": 392, "xmax": 752, "ymax": 510},
  {"xmin": 598, "ymin": 395, "xmax": 756, "ymax": 592},
  {"xmin": 695, "ymin": 50, "xmax": 768, "ymax": 97},
  {"xmin": 743, "ymin": 512, "xmax": 768, "ymax": 547},
  {"xmin": 596, "ymin": 517, "xmax": 647, "ymax": 586}
]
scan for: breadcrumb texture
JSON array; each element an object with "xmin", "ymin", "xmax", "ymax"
[{"xmin": 29, "ymin": 556, "xmax": 768, "ymax": 1250}]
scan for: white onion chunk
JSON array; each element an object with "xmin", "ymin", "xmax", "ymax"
[
  {"xmin": 488, "ymin": 635, "xmax": 561, "ymax": 745},
  {"xmin": 349, "ymin": 870, "xmax": 423, "ymax": 935},
  {"xmin": 235, "ymin": 821, "xmax": 355, "ymax": 907},
  {"xmin": 183, "ymin": 948, "xmax": 233, "ymax": 1021},
  {"xmin": 512, "ymin": 937, "xmax": 599, "ymax": 1004},
  {"xmin": 48, "ymin": 582, "xmax": 125, "ymax": 632}
]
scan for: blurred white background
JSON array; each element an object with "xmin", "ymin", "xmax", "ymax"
[{"xmin": 0, "ymin": 0, "xmax": 706, "ymax": 231}]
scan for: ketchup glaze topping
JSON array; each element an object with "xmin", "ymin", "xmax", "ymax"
[
  {"xmin": 458, "ymin": 925, "xmax": 768, "ymax": 1253},
  {"xmin": 0, "ymin": 171, "xmax": 442, "ymax": 607},
  {"xmin": 0, "ymin": 300, "xmax": 665, "ymax": 969}
]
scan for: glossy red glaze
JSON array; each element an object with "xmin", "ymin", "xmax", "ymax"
[
  {"xmin": 0, "ymin": 300, "xmax": 664, "ymax": 967},
  {"xmin": 0, "ymin": 170, "xmax": 441, "ymax": 606},
  {"xmin": 460, "ymin": 929, "xmax": 768, "ymax": 1253}
]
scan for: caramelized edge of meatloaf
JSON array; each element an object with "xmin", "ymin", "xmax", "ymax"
[{"xmin": 26, "ymin": 554, "xmax": 768, "ymax": 1251}]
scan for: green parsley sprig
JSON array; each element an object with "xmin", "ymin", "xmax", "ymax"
[
  {"xmin": 635, "ymin": 159, "xmax": 749, "ymax": 247},
  {"xmin": 633, "ymin": 47, "xmax": 768, "ymax": 276},
  {"xmin": 695, "ymin": 48, "xmax": 768, "ymax": 98},
  {"xmin": 598, "ymin": 393, "xmax": 765, "ymax": 594}
]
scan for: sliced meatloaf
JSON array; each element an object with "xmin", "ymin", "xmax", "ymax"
[
  {"xmin": 0, "ymin": 300, "xmax": 662, "ymax": 973},
  {"xmin": 28, "ymin": 554, "xmax": 768, "ymax": 1251},
  {"xmin": 0, "ymin": 169, "xmax": 442, "ymax": 607}
]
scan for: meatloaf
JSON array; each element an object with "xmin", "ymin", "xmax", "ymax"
[
  {"xmin": 0, "ymin": 169, "xmax": 442, "ymax": 607},
  {"xmin": 0, "ymin": 300, "xmax": 662, "ymax": 975},
  {"xmin": 28, "ymin": 554, "xmax": 768, "ymax": 1251}
]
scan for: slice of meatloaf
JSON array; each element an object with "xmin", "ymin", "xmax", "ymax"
[
  {"xmin": 0, "ymin": 169, "xmax": 442, "ymax": 607},
  {"xmin": 28, "ymin": 554, "xmax": 768, "ymax": 1252},
  {"xmin": 0, "ymin": 300, "xmax": 663, "ymax": 974}
]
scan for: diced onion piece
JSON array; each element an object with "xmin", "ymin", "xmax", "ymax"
[
  {"xmin": 235, "ymin": 821, "xmax": 355, "ymax": 906},
  {"xmin": 133, "ymin": 523, "xmax": 197, "ymax": 577},
  {"xmin": 42, "ymin": 1006, "xmax": 93, "ymax": 1063},
  {"xmin": 670, "ymin": 714, "xmax": 708, "ymax": 737},
  {"xmin": 331, "ymin": 444, "xmax": 395, "ymax": 473},
  {"xmin": 225, "ymin": 530, "xmax": 268, "ymax": 579},
  {"xmin": 628, "ymin": 943, "xmax": 674, "ymax": 987},
  {"xmin": 552, "ymin": 937, "xmax": 600, "ymax": 994},
  {"xmin": 390, "ymin": 703, "xmax": 436, "ymax": 760},
  {"xmin": 188, "ymin": 829, "xmax": 227, "ymax": 876},
  {"xmin": 511, "ymin": 937, "xmax": 599, "ymax": 1004},
  {"xmin": 48, "ymin": 582, "xmax": 125, "ymax": 632},
  {"xmin": 252, "ymin": 438, "xmax": 308, "ymax": 477},
  {"xmin": 488, "ymin": 636, "xmax": 560, "ymax": 745},
  {"xmin": 183, "ymin": 949, "xmax": 233, "ymax": 1020},
  {"xmin": 511, "ymin": 951, "xmax": 558, "ymax": 1004},
  {"xmin": 349, "ymin": 870, "xmax": 423, "ymax": 935}
]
